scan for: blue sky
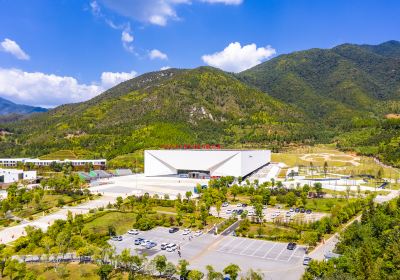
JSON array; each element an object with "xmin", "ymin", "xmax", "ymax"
[{"xmin": 0, "ymin": 0, "xmax": 399, "ymax": 107}]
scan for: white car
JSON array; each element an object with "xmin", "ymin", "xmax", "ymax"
[
  {"xmin": 236, "ymin": 203, "xmax": 242, "ymax": 207},
  {"xmin": 225, "ymin": 209, "xmax": 232, "ymax": 214},
  {"xmin": 140, "ymin": 239, "xmax": 151, "ymax": 247},
  {"xmin": 194, "ymin": 230, "xmax": 203, "ymax": 237},
  {"xmin": 247, "ymin": 211, "xmax": 255, "ymax": 216},
  {"xmin": 166, "ymin": 244, "xmax": 177, "ymax": 252},
  {"xmin": 222, "ymin": 202, "xmax": 229, "ymax": 207},
  {"xmin": 127, "ymin": 229, "xmax": 139, "ymax": 235},
  {"xmin": 182, "ymin": 229, "xmax": 191, "ymax": 235}
]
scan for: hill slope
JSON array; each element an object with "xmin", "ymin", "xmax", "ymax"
[
  {"xmin": 238, "ymin": 41, "xmax": 400, "ymax": 166},
  {"xmin": 0, "ymin": 97, "xmax": 48, "ymax": 115},
  {"xmin": 0, "ymin": 67, "xmax": 316, "ymax": 159},
  {"xmin": 238, "ymin": 40, "xmax": 400, "ymax": 126}
]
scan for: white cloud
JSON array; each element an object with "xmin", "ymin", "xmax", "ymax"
[
  {"xmin": 121, "ymin": 26, "xmax": 134, "ymax": 52},
  {"xmin": 0, "ymin": 68, "xmax": 137, "ymax": 107},
  {"xmin": 0, "ymin": 38, "xmax": 30, "ymax": 60},
  {"xmin": 90, "ymin": 0, "xmax": 101, "ymax": 16},
  {"xmin": 160, "ymin": 66, "xmax": 171, "ymax": 70},
  {"xmin": 100, "ymin": 0, "xmax": 242, "ymax": 26},
  {"xmin": 149, "ymin": 49, "xmax": 168, "ymax": 60},
  {"xmin": 201, "ymin": 42, "xmax": 276, "ymax": 72},
  {"xmin": 100, "ymin": 71, "xmax": 137, "ymax": 88}
]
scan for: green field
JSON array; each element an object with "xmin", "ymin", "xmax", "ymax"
[{"xmin": 83, "ymin": 211, "xmax": 137, "ymax": 235}]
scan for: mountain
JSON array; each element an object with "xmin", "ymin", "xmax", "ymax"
[
  {"xmin": 2, "ymin": 41, "xmax": 400, "ymax": 167},
  {"xmin": 0, "ymin": 97, "xmax": 48, "ymax": 115},
  {"xmin": 237, "ymin": 40, "xmax": 400, "ymax": 126},
  {"xmin": 0, "ymin": 67, "xmax": 317, "ymax": 160},
  {"xmin": 237, "ymin": 40, "xmax": 400, "ymax": 166}
]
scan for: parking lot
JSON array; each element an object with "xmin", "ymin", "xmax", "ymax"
[
  {"xmin": 214, "ymin": 236, "xmax": 305, "ymax": 263},
  {"xmin": 209, "ymin": 204, "xmax": 327, "ymax": 223},
  {"xmin": 110, "ymin": 227, "xmax": 307, "ymax": 280}
]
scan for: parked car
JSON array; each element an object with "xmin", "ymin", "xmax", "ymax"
[
  {"xmin": 161, "ymin": 243, "xmax": 169, "ymax": 250},
  {"xmin": 194, "ymin": 230, "xmax": 203, "ymax": 237},
  {"xmin": 289, "ymin": 208, "xmax": 294, "ymax": 212},
  {"xmin": 236, "ymin": 203, "xmax": 242, "ymax": 207},
  {"xmin": 127, "ymin": 229, "xmax": 139, "ymax": 235},
  {"xmin": 182, "ymin": 229, "xmax": 191, "ymax": 235},
  {"xmin": 145, "ymin": 242, "xmax": 157, "ymax": 249},
  {"xmin": 303, "ymin": 256, "xmax": 312, "ymax": 265},
  {"xmin": 226, "ymin": 209, "xmax": 232, "ymax": 214},
  {"xmin": 247, "ymin": 210, "xmax": 255, "ymax": 216},
  {"xmin": 169, "ymin": 227, "xmax": 179, "ymax": 233},
  {"xmin": 306, "ymin": 209, "xmax": 312, "ymax": 214},
  {"xmin": 287, "ymin": 242, "xmax": 297, "ymax": 250},
  {"xmin": 285, "ymin": 212, "xmax": 291, "ymax": 217},
  {"xmin": 222, "ymin": 202, "xmax": 229, "ymax": 207},
  {"xmin": 241, "ymin": 203, "xmax": 248, "ymax": 207},
  {"xmin": 111, "ymin": 236, "xmax": 123, "ymax": 241},
  {"xmin": 237, "ymin": 209, "xmax": 244, "ymax": 215},
  {"xmin": 295, "ymin": 208, "xmax": 300, "ymax": 213},
  {"xmin": 134, "ymin": 238, "xmax": 144, "ymax": 245},
  {"xmin": 140, "ymin": 239, "xmax": 151, "ymax": 247},
  {"xmin": 166, "ymin": 244, "xmax": 177, "ymax": 252},
  {"xmin": 300, "ymin": 208, "xmax": 306, "ymax": 213}
]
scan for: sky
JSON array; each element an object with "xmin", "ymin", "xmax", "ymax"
[{"xmin": 0, "ymin": 0, "xmax": 399, "ymax": 107}]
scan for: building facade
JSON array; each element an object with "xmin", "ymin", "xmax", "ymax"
[
  {"xmin": 0, "ymin": 169, "xmax": 37, "ymax": 184},
  {"xmin": 144, "ymin": 149, "xmax": 271, "ymax": 178},
  {"xmin": 0, "ymin": 158, "xmax": 106, "ymax": 168}
]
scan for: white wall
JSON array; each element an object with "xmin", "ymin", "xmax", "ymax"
[
  {"xmin": 144, "ymin": 150, "xmax": 270, "ymax": 177},
  {"xmin": 23, "ymin": 171, "xmax": 37, "ymax": 180}
]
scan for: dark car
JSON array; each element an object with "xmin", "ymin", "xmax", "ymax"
[
  {"xmin": 134, "ymin": 238, "xmax": 144, "ymax": 245},
  {"xmin": 287, "ymin": 242, "xmax": 297, "ymax": 250},
  {"xmin": 169, "ymin": 227, "xmax": 179, "ymax": 233},
  {"xmin": 300, "ymin": 208, "xmax": 306, "ymax": 213},
  {"xmin": 306, "ymin": 209, "xmax": 312, "ymax": 214},
  {"xmin": 295, "ymin": 208, "xmax": 300, "ymax": 213},
  {"xmin": 237, "ymin": 209, "xmax": 244, "ymax": 215},
  {"xmin": 303, "ymin": 256, "xmax": 312, "ymax": 265},
  {"xmin": 111, "ymin": 236, "xmax": 123, "ymax": 241},
  {"xmin": 241, "ymin": 203, "xmax": 248, "ymax": 207}
]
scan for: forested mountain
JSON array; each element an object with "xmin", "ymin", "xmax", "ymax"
[
  {"xmin": 1, "ymin": 41, "xmax": 400, "ymax": 166},
  {"xmin": 238, "ymin": 40, "xmax": 400, "ymax": 126},
  {"xmin": 0, "ymin": 67, "xmax": 318, "ymax": 159},
  {"xmin": 238, "ymin": 40, "xmax": 400, "ymax": 166},
  {"xmin": 0, "ymin": 97, "xmax": 48, "ymax": 115}
]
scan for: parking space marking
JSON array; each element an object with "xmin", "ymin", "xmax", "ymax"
[
  {"xmin": 250, "ymin": 241, "xmax": 268, "ymax": 257},
  {"xmin": 228, "ymin": 238, "xmax": 249, "ymax": 254},
  {"xmin": 241, "ymin": 239, "xmax": 262, "ymax": 255},
  {"xmin": 262, "ymin": 242, "xmax": 277, "ymax": 258},
  {"xmin": 274, "ymin": 246, "xmax": 288, "ymax": 260},
  {"xmin": 217, "ymin": 237, "xmax": 236, "ymax": 252},
  {"xmin": 254, "ymin": 242, "xmax": 273, "ymax": 258},
  {"xmin": 286, "ymin": 248, "xmax": 299, "ymax": 262},
  {"xmin": 239, "ymin": 239, "xmax": 257, "ymax": 255}
]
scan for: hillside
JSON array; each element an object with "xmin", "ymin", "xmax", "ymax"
[
  {"xmin": 238, "ymin": 40, "xmax": 400, "ymax": 126},
  {"xmin": 0, "ymin": 97, "xmax": 48, "ymax": 115},
  {"xmin": 0, "ymin": 67, "xmax": 317, "ymax": 160},
  {"xmin": 238, "ymin": 40, "xmax": 400, "ymax": 166}
]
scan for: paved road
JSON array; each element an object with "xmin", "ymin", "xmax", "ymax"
[{"xmin": 0, "ymin": 196, "xmax": 115, "ymax": 244}]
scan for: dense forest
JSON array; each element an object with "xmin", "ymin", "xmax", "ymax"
[
  {"xmin": 303, "ymin": 196, "xmax": 400, "ymax": 280},
  {"xmin": 1, "ymin": 41, "xmax": 400, "ymax": 166}
]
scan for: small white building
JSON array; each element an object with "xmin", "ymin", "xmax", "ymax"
[
  {"xmin": 144, "ymin": 149, "xmax": 271, "ymax": 178},
  {"xmin": 0, "ymin": 169, "xmax": 37, "ymax": 184},
  {"xmin": 0, "ymin": 158, "xmax": 106, "ymax": 168}
]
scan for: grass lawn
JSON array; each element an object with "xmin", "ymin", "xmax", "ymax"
[
  {"xmin": 16, "ymin": 194, "xmax": 87, "ymax": 218},
  {"xmin": 153, "ymin": 206, "xmax": 177, "ymax": 214},
  {"xmin": 240, "ymin": 223, "xmax": 300, "ymax": 242},
  {"xmin": 84, "ymin": 211, "xmax": 137, "ymax": 235},
  {"xmin": 303, "ymin": 198, "xmax": 356, "ymax": 212}
]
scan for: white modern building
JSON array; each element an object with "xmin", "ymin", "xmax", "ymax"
[
  {"xmin": 0, "ymin": 169, "xmax": 37, "ymax": 184},
  {"xmin": 144, "ymin": 149, "xmax": 271, "ymax": 178}
]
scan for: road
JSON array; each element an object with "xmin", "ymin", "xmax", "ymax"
[{"xmin": 0, "ymin": 196, "xmax": 115, "ymax": 244}]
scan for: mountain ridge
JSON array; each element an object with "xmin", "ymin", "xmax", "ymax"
[{"xmin": 0, "ymin": 97, "xmax": 48, "ymax": 116}]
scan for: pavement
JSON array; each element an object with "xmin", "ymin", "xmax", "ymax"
[
  {"xmin": 0, "ymin": 196, "xmax": 115, "ymax": 244},
  {"xmin": 89, "ymin": 174, "xmax": 204, "ymax": 199},
  {"xmin": 110, "ymin": 227, "xmax": 307, "ymax": 280}
]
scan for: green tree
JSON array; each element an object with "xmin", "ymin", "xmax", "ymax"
[
  {"xmin": 96, "ymin": 264, "xmax": 113, "ymax": 280},
  {"xmin": 230, "ymin": 185, "xmax": 239, "ymax": 201},
  {"xmin": 188, "ymin": 269, "xmax": 204, "ymax": 280},
  {"xmin": 285, "ymin": 192, "xmax": 296, "ymax": 207},
  {"xmin": 223, "ymin": 264, "xmax": 240, "ymax": 280},
  {"xmin": 152, "ymin": 255, "xmax": 167, "ymax": 276},
  {"xmin": 177, "ymin": 259, "xmax": 189, "ymax": 279},
  {"xmin": 205, "ymin": 265, "xmax": 223, "ymax": 280},
  {"xmin": 215, "ymin": 200, "xmax": 222, "ymax": 218}
]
